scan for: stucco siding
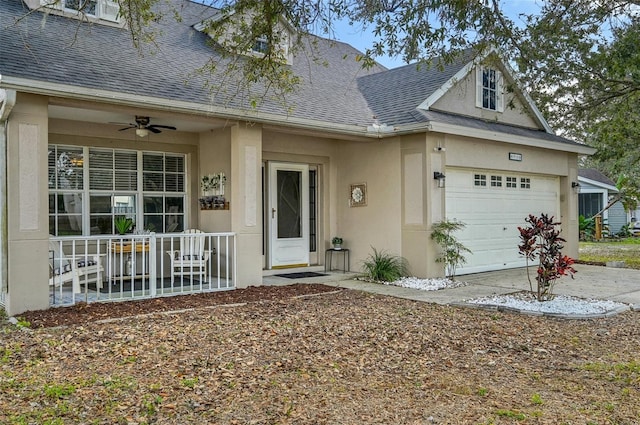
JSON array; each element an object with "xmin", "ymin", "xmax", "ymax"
[
  {"xmin": 337, "ymin": 139, "xmax": 402, "ymax": 273},
  {"xmin": 430, "ymin": 66, "xmax": 540, "ymax": 130}
]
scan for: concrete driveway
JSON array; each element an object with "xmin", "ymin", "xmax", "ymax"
[{"xmin": 313, "ymin": 264, "xmax": 640, "ymax": 309}]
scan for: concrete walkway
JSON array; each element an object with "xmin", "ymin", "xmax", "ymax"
[{"xmin": 264, "ymin": 264, "xmax": 640, "ymax": 310}]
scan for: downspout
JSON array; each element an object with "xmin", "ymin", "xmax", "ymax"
[{"xmin": 0, "ymin": 87, "xmax": 17, "ymax": 298}]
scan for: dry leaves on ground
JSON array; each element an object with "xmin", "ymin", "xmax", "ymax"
[{"xmin": 1, "ymin": 284, "xmax": 639, "ymax": 424}]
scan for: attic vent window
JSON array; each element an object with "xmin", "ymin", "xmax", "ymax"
[
  {"xmin": 66, "ymin": 0, "xmax": 96, "ymax": 14},
  {"xmin": 476, "ymin": 66, "xmax": 504, "ymax": 112},
  {"xmin": 39, "ymin": 0, "xmax": 121, "ymax": 23},
  {"xmin": 252, "ymin": 37, "xmax": 269, "ymax": 54}
]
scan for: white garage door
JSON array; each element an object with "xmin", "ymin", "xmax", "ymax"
[{"xmin": 445, "ymin": 168, "xmax": 560, "ymax": 275}]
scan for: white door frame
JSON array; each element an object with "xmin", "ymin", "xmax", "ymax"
[{"xmin": 267, "ymin": 162, "xmax": 310, "ymax": 269}]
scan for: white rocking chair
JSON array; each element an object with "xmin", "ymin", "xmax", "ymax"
[
  {"xmin": 166, "ymin": 229, "xmax": 214, "ymax": 281},
  {"xmin": 49, "ymin": 240, "xmax": 104, "ymax": 293}
]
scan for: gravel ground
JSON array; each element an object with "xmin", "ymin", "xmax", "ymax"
[{"xmin": 385, "ymin": 277, "xmax": 630, "ymax": 316}]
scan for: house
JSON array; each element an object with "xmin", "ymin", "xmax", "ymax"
[
  {"xmin": 0, "ymin": 0, "xmax": 594, "ymax": 315},
  {"xmin": 577, "ymin": 169, "xmax": 628, "ymax": 236}
]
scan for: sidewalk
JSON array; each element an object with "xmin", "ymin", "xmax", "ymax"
[{"xmin": 266, "ymin": 264, "xmax": 640, "ymax": 309}]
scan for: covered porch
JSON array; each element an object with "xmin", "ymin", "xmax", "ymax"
[{"xmin": 48, "ymin": 232, "xmax": 236, "ymax": 307}]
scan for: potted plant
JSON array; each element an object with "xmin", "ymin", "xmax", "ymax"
[
  {"xmin": 332, "ymin": 236, "xmax": 343, "ymax": 250},
  {"xmin": 114, "ymin": 216, "xmax": 134, "ymax": 235}
]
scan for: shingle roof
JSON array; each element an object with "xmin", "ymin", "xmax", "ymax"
[
  {"xmin": 357, "ymin": 49, "xmax": 477, "ymax": 125},
  {"xmin": 578, "ymin": 169, "xmax": 616, "ymax": 186},
  {"xmin": 0, "ymin": 0, "xmax": 583, "ymax": 149},
  {"xmin": 0, "ymin": 0, "xmax": 385, "ymax": 126}
]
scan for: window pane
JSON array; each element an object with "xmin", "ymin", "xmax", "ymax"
[
  {"xmin": 143, "ymin": 153, "xmax": 163, "ymax": 171},
  {"xmin": 143, "ymin": 215, "xmax": 163, "ymax": 233},
  {"xmin": 143, "ymin": 196, "xmax": 163, "ymax": 213},
  {"xmin": 115, "ymin": 171, "xmax": 137, "ymax": 191},
  {"xmin": 165, "ymin": 197, "xmax": 184, "ymax": 213},
  {"xmin": 165, "ymin": 215, "xmax": 183, "ymax": 233},
  {"xmin": 59, "ymin": 193, "xmax": 83, "ymax": 215},
  {"xmin": 90, "ymin": 215, "xmax": 113, "ymax": 235},
  {"xmin": 114, "ymin": 195, "xmax": 136, "ymax": 215},
  {"xmin": 89, "ymin": 169, "xmax": 113, "ymax": 190},
  {"xmin": 115, "ymin": 151, "xmax": 137, "ymax": 171},
  {"xmin": 165, "ymin": 174, "xmax": 184, "ymax": 192},
  {"xmin": 90, "ymin": 195, "xmax": 113, "ymax": 214},
  {"xmin": 277, "ymin": 170, "xmax": 302, "ymax": 239},
  {"xmin": 52, "ymin": 147, "xmax": 84, "ymax": 190},
  {"xmin": 65, "ymin": 0, "xmax": 97, "ymax": 14},
  {"xmin": 90, "ymin": 149, "xmax": 113, "ymax": 169},
  {"xmin": 144, "ymin": 172, "xmax": 164, "ymax": 191},
  {"xmin": 165, "ymin": 155, "xmax": 184, "ymax": 173}
]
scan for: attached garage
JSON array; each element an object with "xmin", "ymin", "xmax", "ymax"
[{"xmin": 445, "ymin": 168, "xmax": 560, "ymax": 274}]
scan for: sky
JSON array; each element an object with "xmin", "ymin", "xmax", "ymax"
[{"xmin": 327, "ymin": 0, "xmax": 542, "ymax": 69}]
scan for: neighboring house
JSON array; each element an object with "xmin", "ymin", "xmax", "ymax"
[
  {"xmin": 0, "ymin": 0, "xmax": 594, "ymax": 315},
  {"xmin": 577, "ymin": 169, "xmax": 628, "ymax": 235}
]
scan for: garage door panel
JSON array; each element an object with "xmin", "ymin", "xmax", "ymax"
[{"xmin": 445, "ymin": 169, "xmax": 559, "ymax": 275}]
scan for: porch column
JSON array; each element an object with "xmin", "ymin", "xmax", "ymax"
[
  {"xmin": 4, "ymin": 93, "xmax": 50, "ymax": 316},
  {"xmin": 561, "ymin": 161, "xmax": 580, "ymax": 259},
  {"xmin": 230, "ymin": 123, "xmax": 263, "ymax": 287}
]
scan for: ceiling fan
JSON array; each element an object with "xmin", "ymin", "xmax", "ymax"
[{"xmin": 119, "ymin": 116, "xmax": 176, "ymax": 137}]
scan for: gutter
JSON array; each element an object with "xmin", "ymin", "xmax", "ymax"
[
  {"xmin": 0, "ymin": 76, "xmax": 383, "ymax": 140},
  {"xmin": 0, "ymin": 88, "xmax": 17, "ymax": 297},
  {"xmin": 0, "ymin": 75, "xmax": 596, "ymax": 155}
]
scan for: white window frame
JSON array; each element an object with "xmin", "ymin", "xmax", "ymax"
[
  {"xmin": 39, "ymin": 0, "xmax": 120, "ymax": 23},
  {"xmin": 474, "ymin": 174, "xmax": 487, "ymax": 187},
  {"xmin": 48, "ymin": 145, "xmax": 187, "ymax": 236},
  {"xmin": 476, "ymin": 65, "xmax": 504, "ymax": 112}
]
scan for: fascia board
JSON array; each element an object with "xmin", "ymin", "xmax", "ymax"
[
  {"xmin": 425, "ymin": 120, "xmax": 596, "ymax": 155},
  {"xmin": 578, "ymin": 176, "xmax": 619, "ymax": 192},
  {"xmin": 0, "ymin": 75, "xmax": 382, "ymax": 139},
  {"xmin": 417, "ymin": 60, "xmax": 476, "ymax": 111}
]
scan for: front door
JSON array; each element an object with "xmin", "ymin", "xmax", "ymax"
[{"xmin": 268, "ymin": 162, "xmax": 310, "ymax": 269}]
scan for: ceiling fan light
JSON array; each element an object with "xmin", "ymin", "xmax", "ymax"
[{"xmin": 136, "ymin": 128, "xmax": 150, "ymax": 138}]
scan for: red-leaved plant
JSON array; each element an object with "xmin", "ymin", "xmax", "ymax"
[{"xmin": 518, "ymin": 213, "xmax": 576, "ymax": 301}]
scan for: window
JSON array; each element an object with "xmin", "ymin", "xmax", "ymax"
[
  {"xmin": 506, "ymin": 177, "xmax": 518, "ymax": 188},
  {"xmin": 490, "ymin": 175, "xmax": 502, "ymax": 187},
  {"xmin": 252, "ymin": 36, "xmax": 269, "ymax": 54},
  {"xmin": 39, "ymin": 0, "xmax": 120, "ymax": 23},
  {"xmin": 520, "ymin": 177, "xmax": 531, "ymax": 189},
  {"xmin": 579, "ymin": 193, "xmax": 603, "ymax": 218},
  {"xmin": 48, "ymin": 146, "xmax": 84, "ymax": 236},
  {"xmin": 474, "ymin": 174, "xmax": 487, "ymax": 187},
  {"xmin": 309, "ymin": 168, "xmax": 317, "ymax": 253},
  {"xmin": 48, "ymin": 145, "xmax": 187, "ymax": 236},
  {"xmin": 476, "ymin": 66, "xmax": 504, "ymax": 112}
]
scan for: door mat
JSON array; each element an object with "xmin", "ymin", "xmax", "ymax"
[{"xmin": 274, "ymin": 272, "xmax": 328, "ymax": 279}]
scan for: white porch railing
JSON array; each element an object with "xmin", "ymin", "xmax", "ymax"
[{"xmin": 49, "ymin": 232, "xmax": 236, "ymax": 307}]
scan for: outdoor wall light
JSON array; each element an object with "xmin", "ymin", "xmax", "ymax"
[
  {"xmin": 434, "ymin": 172, "xmax": 446, "ymax": 188},
  {"xmin": 571, "ymin": 181, "xmax": 581, "ymax": 193},
  {"xmin": 136, "ymin": 128, "xmax": 150, "ymax": 138}
]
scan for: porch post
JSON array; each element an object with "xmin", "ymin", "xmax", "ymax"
[
  {"xmin": 230, "ymin": 123, "xmax": 263, "ymax": 288},
  {"xmin": 4, "ymin": 93, "xmax": 50, "ymax": 316}
]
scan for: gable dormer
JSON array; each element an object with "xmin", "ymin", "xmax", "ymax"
[
  {"xmin": 417, "ymin": 51, "xmax": 553, "ymax": 133},
  {"xmin": 27, "ymin": 0, "xmax": 122, "ymax": 25},
  {"xmin": 195, "ymin": 9, "xmax": 294, "ymax": 65}
]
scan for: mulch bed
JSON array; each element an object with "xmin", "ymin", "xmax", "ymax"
[
  {"xmin": 2, "ymin": 284, "xmax": 640, "ymax": 423},
  {"xmin": 20, "ymin": 283, "xmax": 340, "ymax": 328}
]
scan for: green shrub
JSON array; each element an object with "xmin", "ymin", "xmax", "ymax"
[
  {"xmin": 430, "ymin": 219, "xmax": 471, "ymax": 279},
  {"xmin": 579, "ymin": 215, "xmax": 595, "ymax": 241},
  {"xmin": 361, "ymin": 248, "xmax": 407, "ymax": 282}
]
